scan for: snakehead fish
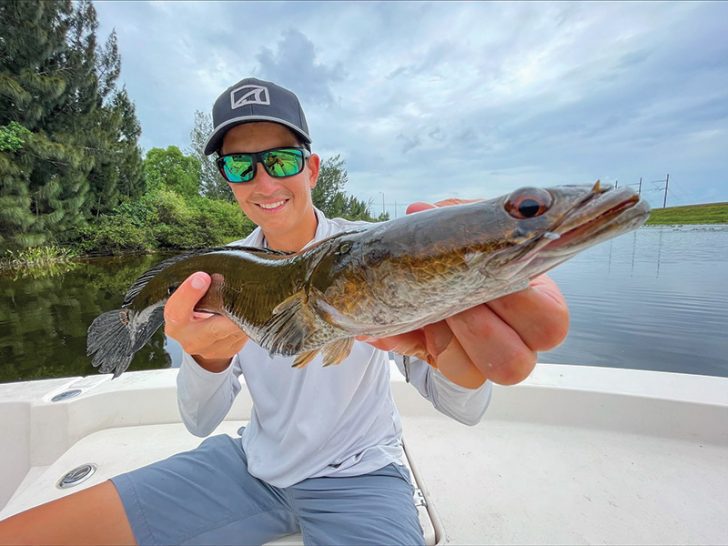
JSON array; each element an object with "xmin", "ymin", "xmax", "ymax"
[{"xmin": 87, "ymin": 182, "xmax": 649, "ymax": 377}]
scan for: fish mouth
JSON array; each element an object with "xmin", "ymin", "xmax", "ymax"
[{"xmin": 542, "ymin": 188, "xmax": 647, "ymax": 255}]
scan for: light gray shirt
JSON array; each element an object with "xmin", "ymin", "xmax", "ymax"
[{"xmin": 176, "ymin": 208, "xmax": 492, "ymax": 488}]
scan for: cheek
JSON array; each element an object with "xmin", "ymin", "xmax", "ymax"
[{"xmin": 229, "ymin": 185, "xmax": 251, "ymax": 208}]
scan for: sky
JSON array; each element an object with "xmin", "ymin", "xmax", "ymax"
[{"xmin": 95, "ymin": 1, "xmax": 728, "ymax": 216}]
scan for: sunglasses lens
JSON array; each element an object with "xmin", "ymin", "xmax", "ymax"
[
  {"xmin": 221, "ymin": 155, "xmax": 254, "ymax": 183},
  {"xmin": 262, "ymin": 149, "xmax": 304, "ymax": 177}
]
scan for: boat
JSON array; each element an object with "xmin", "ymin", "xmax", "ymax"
[{"xmin": 1, "ymin": 362, "xmax": 726, "ymax": 544}]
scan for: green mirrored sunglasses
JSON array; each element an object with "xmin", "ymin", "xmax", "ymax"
[{"xmin": 216, "ymin": 147, "xmax": 311, "ymax": 183}]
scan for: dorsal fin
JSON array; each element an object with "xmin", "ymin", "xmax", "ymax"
[{"xmin": 122, "ymin": 245, "xmax": 292, "ymax": 306}]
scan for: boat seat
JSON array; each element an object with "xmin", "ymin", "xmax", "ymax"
[{"xmin": 1, "ymin": 421, "xmax": 437, "ymax": 545}]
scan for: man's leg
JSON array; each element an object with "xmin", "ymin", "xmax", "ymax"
[
  {"xmin": 0, "ymin": 480, "xmax": 135, "ymax": 546},
  {"xmin": 0, "ymin": 434, "xmax": 297, "ymax": 546},
  {"xmin": 288, "ymin": 464, "xmax": 425, "ymax": 546}
]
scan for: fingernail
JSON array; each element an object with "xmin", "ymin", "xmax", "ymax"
[{"xmin": 190, "ymin": 273, "xmax": 207, "ymax": 290}]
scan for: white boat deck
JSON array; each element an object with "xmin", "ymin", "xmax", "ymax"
[{"xmin": 1, "ymin": 363, "xmax": 727, "ymax": 544}]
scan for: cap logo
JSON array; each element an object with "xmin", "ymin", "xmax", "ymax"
[{"xmin": 230, "ymin": 85, "xmax": 270, "ymax": 109}]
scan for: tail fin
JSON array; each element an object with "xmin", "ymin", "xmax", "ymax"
[{"xmin": 86, "ymin": 305, "xmax": 165, "ymax": 378}]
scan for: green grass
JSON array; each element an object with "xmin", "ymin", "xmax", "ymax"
[
  {"xmin": 0, "ymin": 245, "xmax": 78, "ymax": 271},
  {"xmin": 645, "ymin": 202, "xmax": 728, "ymax": 225}
]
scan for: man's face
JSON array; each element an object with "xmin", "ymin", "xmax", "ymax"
[{"xmin": 220, "ymin": 122, "xmax": 320, "ymax": 247}]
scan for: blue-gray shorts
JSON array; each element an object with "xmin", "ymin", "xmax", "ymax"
[{"xmin": 111, "ymin": 432, "xmax": 425, "ymax": 546}]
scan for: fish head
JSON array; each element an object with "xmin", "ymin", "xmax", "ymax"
[{"xmin": 484, "ymin": 181, "xmax": 650, "ymax": 282}]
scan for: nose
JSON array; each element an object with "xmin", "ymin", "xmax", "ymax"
[{"xmin": 250, "ymin": 162, "xmax": 283, "ymax": 193}]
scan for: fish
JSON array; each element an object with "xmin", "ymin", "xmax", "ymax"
[{"xmin": 87, "ymin": 181, "xmax": 650, "ymax": 377}]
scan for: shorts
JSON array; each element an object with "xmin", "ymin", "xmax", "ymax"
[{"xmin": 111, "ymin": 432, "xmax": 425, "ymax": 546}]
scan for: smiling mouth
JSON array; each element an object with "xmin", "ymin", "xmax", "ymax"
[{"xmin": 256, "ymin": 199, "xmax": 289, "ymax": 210}]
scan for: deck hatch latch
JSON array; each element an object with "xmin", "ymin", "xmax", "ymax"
[
  {"xmin": 57, "ymin": 463, "xmax": 97, "ymax": 489},
  {"xmin": 51, "ymin": 389, "xmax": 82, "ymax": 402}
]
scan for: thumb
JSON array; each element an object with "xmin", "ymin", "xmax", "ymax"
[{"xmin": 164, "ymin": 271, "xmax": 211, "ymax": 326}]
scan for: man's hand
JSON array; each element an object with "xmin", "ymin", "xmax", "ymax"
[
  {"xmin": 164, "ymin": 272, "xmax": 249, "ymax": 372},
  {"xmin": 359, "ymin": 199, "xmax": 570, "ymax": 389}
]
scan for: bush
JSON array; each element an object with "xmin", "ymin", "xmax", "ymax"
[
  {"xmin": 71, "ymin": 189, "xmax": 256, "ymax": 255},
  {"xmin": 75, "ymin": 215, "xmax": 153, "ymax": 255}
]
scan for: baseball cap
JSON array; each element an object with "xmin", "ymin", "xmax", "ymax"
[{"xmin": 204, "ymin": 77, "xmax": 312, "ymax": 156}]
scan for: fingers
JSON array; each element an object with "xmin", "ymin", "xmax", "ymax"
[
  {"xmin": 446, "ymin": 305, "xmax": 537, "ymax": 386},
  {"xmin": 163, "ymin": 271, "xmax": 249, "ymax": 362},
  {"xmin": 486, "ymin": 274, "xmax": 570, "ymax": 352},
  {"xmin": 164, "ymin": 272, "xmax": 211, "ymax": 326},
  {"xmin": 423, "ymin": 322, "xmax": 486, "ymax": 388},
  {"xmin": 406, "ymin": 202, "xmax": 435, "ymax": 215},
  {"xmin": 357, "ymin": 331, "xmax": 430, "ymax": 362},
  {"xmin": 406, "ymin": 198, "xmax": 483, "ymax": 215}
]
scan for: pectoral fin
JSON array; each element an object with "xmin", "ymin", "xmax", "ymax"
[
  {"xmin": 264, "ymin": 287, "xmax": 337, "ymax": 362},
  {"xmin": 262, "ymin": 290, "xmax": 314, "ymax": 356}
]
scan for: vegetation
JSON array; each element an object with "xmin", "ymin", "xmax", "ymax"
[
  {"xmin": 0, "ymin": 0, "xmax": 385, "ymax": 272},
  {"xmin": 646, "ymin": 202, "xmax": 728, "ymax": 225},
  {"xmin": 0, "ymin": 244, "xmax": 77, "ymax": 269},
  {"xmin": 0, "ymin": 0, "xmax": 143, "ymax": 250}
]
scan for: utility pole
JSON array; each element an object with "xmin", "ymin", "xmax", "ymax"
[
  {"xmin": 638, "ymin": 177, "xmax": 642, "ymax": 196},
  {"xmin": 379, "ymin": 192, "xmax": 385, "ymax": 216},
  {"xmin": 663, "ymin": 173, "xmax": 669, "ymax": 208}
]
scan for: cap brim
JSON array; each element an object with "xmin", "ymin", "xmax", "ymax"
[{"xmin": 203, "ymin": 116, "xmax": 312, "ymax": 156}]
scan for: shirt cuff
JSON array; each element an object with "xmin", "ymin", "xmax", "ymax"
[{"xmin": 180, "ymin": 351, "xmax": 237, "ymax": 381}]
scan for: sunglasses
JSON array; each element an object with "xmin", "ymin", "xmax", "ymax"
[{"xmin": 216, "ymin": 147, "xmax": 311, "ymax": 184}]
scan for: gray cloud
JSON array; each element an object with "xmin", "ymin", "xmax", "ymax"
[
  {"xmin": 254, "ymin": 29, "xmax": 344, "ymax": 107},
  {"xmin": 94, "ymin": 0, "xmax": 728, "ymax": 211}
]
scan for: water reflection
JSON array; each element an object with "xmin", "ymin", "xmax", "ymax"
[
  {"xmin": 0, "ymin": 226, "xmax": 727, "ymax": 382},
  {"xmin": 541, "ymin": 225, "xmax": 728, "ymax": 377},
  {"xmin": 0, "ymin": 254, "xmax": 171, "ymax": 383}
]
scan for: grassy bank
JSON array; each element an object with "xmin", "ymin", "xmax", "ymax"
[{"xmin": 646, "ymin": 202, "xmax": 728, "ymax": 225}]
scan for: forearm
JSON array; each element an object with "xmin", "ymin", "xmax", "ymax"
[
  {"xmin": 395, "ymin": 354, "xmax": 492, "ymax": 426},
  {"xmin": 176, "ymin": 351, "xmax": 242, "ymax": 436}
]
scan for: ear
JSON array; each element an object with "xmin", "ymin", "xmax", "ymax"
[{"xmin": 307, "ymin": 153, "xmax": 320, "ymax": 190}]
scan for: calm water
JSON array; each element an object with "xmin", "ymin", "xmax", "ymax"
[{"xmin": 1, "ymin": 225, "xmax": 727, "ymax": 383}]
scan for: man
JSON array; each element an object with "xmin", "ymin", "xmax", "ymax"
[{"xmin": 0, "ymin": 78, "xmax": 569, "ymax": 545}]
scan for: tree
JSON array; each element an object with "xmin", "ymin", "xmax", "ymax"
[
  {"xmin": 188, "ymin": 110, "xmax": 231, "ymax": 201},
  {"xmin": 313, "ymin": 155, "xmax": 388, "ymax": 222},
  {"xmin": 0, "ymin": 0, "xmax": 76, "ymax": 248},
  {"xmin": 143, "ymin": 146, "xmax": 200, "ymax": 198},
  {"xmin": 0, "ymin": 0, "xmax": 143, "ymax": 249}
]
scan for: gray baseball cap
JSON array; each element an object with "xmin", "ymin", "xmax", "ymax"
[{"xmin": 203, "ymin": 77, "xmax": 312, "ymax": 156}]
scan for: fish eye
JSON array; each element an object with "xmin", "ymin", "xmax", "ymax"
[
  {"xmin": 167, "ymin": 283, "xmax": 180, "ymax": 296},
  {"xmin": 505, "ymin": 187, "xmax": 553, "ymax": 219}
]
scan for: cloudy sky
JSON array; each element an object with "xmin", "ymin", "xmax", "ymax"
[{"xmin": 95, "ymin": 1, "xmax": 728, "ymax": 216}]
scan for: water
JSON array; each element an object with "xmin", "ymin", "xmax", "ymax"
[
  {"xmin": 541, "ymin": 225, "xmax": 728, "ymax": 377},
  {"xmin": 0, "ymin": 225, "xmax": 727, "ymax": 383}
]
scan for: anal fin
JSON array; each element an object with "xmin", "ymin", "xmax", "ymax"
[
  {"xmin": 321, "ymin": 337, "xmax": 354, "ymax": 367},
  {"xmin": 292, "ymin": 349, "xmax": 320, "ymax": 369}
]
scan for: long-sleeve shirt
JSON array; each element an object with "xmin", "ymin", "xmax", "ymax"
[{"xmin": 176, "ymin": 208, "xmax": 492, "ymax": 488}]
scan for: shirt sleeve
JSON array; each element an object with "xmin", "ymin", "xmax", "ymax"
[
  {"xmin": 176, "ymin": 351, "xmax": 243, "ymax": 437},
  {"xmin": 392, "ymin": 354, "xmax": 492, "ymax": 426}
]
